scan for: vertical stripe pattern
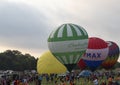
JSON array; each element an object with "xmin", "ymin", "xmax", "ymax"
[
  {"xmin": 67, "ymin": 24, "xmax": 73, "ymax": 37},
  {"xmin": 48, "ymin": 23, "xmax": 88, "ymax": 65},
  {"xmin": 48, "ymin": 23, "xmax": 88, "ymax": 42}
]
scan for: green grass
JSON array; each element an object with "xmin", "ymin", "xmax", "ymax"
[{"xmin": 28, "ymin": 76, "xmax": 109, "ymax": 85}]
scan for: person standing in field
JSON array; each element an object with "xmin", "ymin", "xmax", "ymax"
[
  {"xmin": 38, "ymin": 75, "xmax": 42, "ymax": 85},
  {"xmin": 93, "ymin": 77, "xmax": 98, "ymax": 85}
]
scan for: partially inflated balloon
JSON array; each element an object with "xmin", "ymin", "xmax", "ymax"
[
  {"xmin": 77, "ymin": 58, "xmax": 87, "ymax": 70},
  {"xmin": 82, "ymin": 37, "xmax": 109, "ymax": 71},
  {"xmin": 48, "ymin": 23, "xmax": 88, "ymax": 72},
  {"xmin": 37, "ymin": 51, "xmax": 67, "ymax": 74},
  {"xmin": 101, "ymin": 41, "xmax": 120, "ymax": 70}
]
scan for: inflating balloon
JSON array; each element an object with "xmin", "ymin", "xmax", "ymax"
[
  {"xmin": 101, "ymin": 41, "xmax": 120, "ymax": 70},
  {"xmin": 77, "ymin": 58, "xmax": 87, "ymax": 70},
  {"xmin": 82, "ymin": 37, "xmax": 109, "ymax": 71},
  {"xmin": 48, "ymin": 23, "xmax": 88, "ymax": 72},
  {"xmin": 37, "ymin": 51, "xmax": 67, "ymax": 74}
]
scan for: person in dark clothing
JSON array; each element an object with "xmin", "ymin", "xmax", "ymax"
[{"xmin": 38, "ymin": 75, "xmax": 42, "ymax": 85}]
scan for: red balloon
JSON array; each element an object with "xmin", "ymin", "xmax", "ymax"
[
  {"xmin": 77, "ymin": 58, "xmax": 87, "ymax": 70},
  {"xmin": 82, "ymin": 37, "xmax": 109, "ymax": 71}
]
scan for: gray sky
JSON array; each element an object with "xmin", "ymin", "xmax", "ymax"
[{"xmin": 0, "ymin": 0, "xmax": 120, "ymax": 61}]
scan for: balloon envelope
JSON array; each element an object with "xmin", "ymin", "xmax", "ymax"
[
  {"xmin": 101, "ymin": 41, "xmax": 120, "ymax": 70},
  {"xmin": 82, "ymin": 37, "xmax": 109, "ymax": 71},
  {"xmin": 37, "ymin": 51, "xmax": 67, "ymax": 74},
  {"xmin": 77, "ymin": 58, "xmax": 87, "ymax": 70},
  {"xmin": 48, "ymin": 23, "xmax": 88, "ymax": 72}
]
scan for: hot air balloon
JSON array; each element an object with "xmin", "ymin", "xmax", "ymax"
[
  {"xmin": 82, "ymin": 37, "xmax": 109, "ymax": 71},
  {"xmin": 101, "ymin": 41, "xmax": 120, "ymax": 70},
  {"xmin": 48, "ymin": 23, "xmax": 88, "ymax": 72},
  {"xmin": 77, "ymin": 58, "xmax": 87, "ymax": 70},
  {"xmin": 37, "ymin": 51, "xmax": 67, "ymax": 74}
]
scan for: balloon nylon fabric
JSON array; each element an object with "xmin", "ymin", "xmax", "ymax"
[
  {"xmin": 82, "ymin": 37, "xmax": 109, "ymax": 71},
  {"xmin": 101, "ymin": 41, "xmax": 120, "ymax": 70},
  {"xmin": 48, "ymin": 23, "xmax": 88, "ymax": 72},
  {"xmin": 37, "ymin": 51, "xmax": 67, "ymax": 74}
]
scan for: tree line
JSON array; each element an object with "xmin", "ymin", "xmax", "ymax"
[
  {"xmin": 0, "ymin": 50, "xmax": 37, "ymax": 71},
  {"xmin": 0, "ymin": 50, "xmax": 120, "ymax": 71}
]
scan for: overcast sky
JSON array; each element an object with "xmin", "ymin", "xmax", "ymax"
[{"xmin": 0, "ymin": 0, "xmax": 120, "ymax": 61}]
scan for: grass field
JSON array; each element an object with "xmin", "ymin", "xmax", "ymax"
[{"xmin": 28, "ymin": 76, "xmax": 110, "ymax": 85}]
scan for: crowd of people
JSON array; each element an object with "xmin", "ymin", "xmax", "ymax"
[
  {"xmin": 37, "ymin": 70, "xmax": 120, "ymax": 85},
  {"xmin": 0, "ymin": 70, "xmax": 120, "ymax": 85}
]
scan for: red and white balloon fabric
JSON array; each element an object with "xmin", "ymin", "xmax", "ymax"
[{"xmin": 82, "ymin": 37, "xmax": 109, "ymax": 71}]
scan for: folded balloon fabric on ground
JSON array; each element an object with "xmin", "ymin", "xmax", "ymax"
[{"xmin": 37, "ymin": 51, "xmax": 67, "ymax": 74}]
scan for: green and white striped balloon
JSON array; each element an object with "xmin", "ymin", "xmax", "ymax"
[{"xmin": 48, "ymin": 23, "xmax": 88, "ymax": 72}]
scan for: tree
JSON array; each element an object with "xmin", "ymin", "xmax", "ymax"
[{"xmin": 0, "ymin": 50, "xmax": 37, "ymax": 71}]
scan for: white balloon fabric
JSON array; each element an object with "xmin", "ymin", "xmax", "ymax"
[
  {"xmin": 48, "ymin": 23, "xmax": 89, "ymax": 71},
  {"xmin": 82, "ymin": 37, "xmax": 109, "ymax": 71}
]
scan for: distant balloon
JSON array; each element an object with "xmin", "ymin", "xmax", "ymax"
[
  {"xmin": 77, "ymin": 58, "xmax": 87, "ymax": 70},
  {"xmin": 82, "ymin": 37, "xmax": 109, "ymax": 71},
  {"xmin": 48, "ymin": 23, "xmax": 88, "ymax": 72},
  {"xmin": 101, "ymin": 41, "xmax": 120, "ymax": 70},
  {"xmin": 37, "ymin": 51, "xmax": 67, "ymax": 74}
]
